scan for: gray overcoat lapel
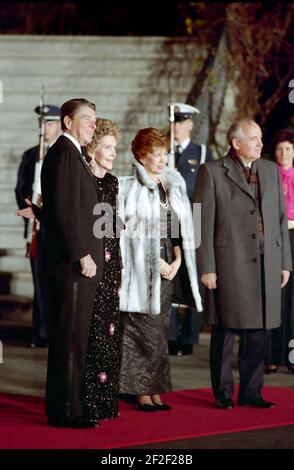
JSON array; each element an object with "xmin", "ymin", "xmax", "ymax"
[{"xmin": 222, "ymin": 155, "xmax": 255, "ymax": 202}]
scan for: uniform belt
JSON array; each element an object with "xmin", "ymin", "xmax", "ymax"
[{"xmin": 172, "ymin": 303, "xmax": 190, "ymax": 309}]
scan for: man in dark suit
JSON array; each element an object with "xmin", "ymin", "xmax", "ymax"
[
  {"xmin": 168, "ymin": 103, "xmax": 213, "ymax": 356},
  {"xmin": 194, "ymin": 118, "xmax": 292, "ymax": 409},
  {"xmin": 15, "ymin": 104, "xmax": 61, "ymax": 348},
  {"xmin": 17, "ymin": 98, "xmax": 103, "ymax": 428}
]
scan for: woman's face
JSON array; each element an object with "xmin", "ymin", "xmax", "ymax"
[
  {"xmin": 140, "ymin": 146, "xmax": 168, "ymax": 179},
  {"xmin": 94, "ymin": 135, "xmax": 117, "ymax": 171},
  {"xmin": 275, "ymin": 140, "xmax": 294, "ymax": 170}
]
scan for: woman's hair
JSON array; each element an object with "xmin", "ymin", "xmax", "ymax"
[
  {"xmin": 60, "ymin": 98, "xmax": 95, "ymax": 132},
  {"xmin": 131, "ymin": 128, "xmax": 169, "ymax": 163},
  {"xmin": 87, "ymin": 117, "xmax": 121, "ymax": 153},
  {"xmin": 273, "ymin": 129, "xmax": 294, "ymax": 150}
]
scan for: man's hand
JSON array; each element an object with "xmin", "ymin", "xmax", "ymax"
[
  {"xmin": 16, "ymin": 198, "xmax": 34, "ymax": 219},
  {"xmin": 80, "ymin": 254, "xmax": 97, "ymax": 278},
  {"xmin": 281, "ymin": 270, "xmax": 290, "ymax": 288},
  {"xmin": 201, "ymin": 273, "xmax": 217, "ymax": 289}
]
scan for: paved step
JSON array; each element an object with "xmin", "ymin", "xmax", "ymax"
[
  {"xmin": 0, "ymin": 253, "xmax": 30, "ymax": 273},
  {"xmin": 0, "ymin": 226, "xmax": 26, "ymax": 249},
  {"xmin": 0, "ymin": 35, "xmax": 198, "ymax": 56},
  {"xmin": 2, "ymin": 76, "xmax": 193, "ymax": 94},
  {"xmin": 10, "ymin": 271, "xmax": 34, "ymax": 298},
  {"xmin": 0, "ymin": 294, "xmax": 33, "ymax": 336},
  {"xmin": 0, "ymin": 207, "xmax": 23, "ymax": 226},
  {"xmin": 0, "ymin": 271, "xmax": 12, "ymax": 294},
  {"xmin": 0, "ymin": 186, "xmax": 20, "ymax": 204}
]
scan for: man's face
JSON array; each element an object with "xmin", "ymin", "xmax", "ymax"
[
  {"xmin": 65, "ymin": 105, "xmax": 96, "ymax": 145},
  {"xmin": 233, "ymin": 122, "xmax": 263, "ymax": 163},
  {"xmin": 44, "ymin": 120, "xmax": 61, "ymax": 144},
  {"xmin": 174, "ymin": 119, "xmax": 193, "ymax": 144}
]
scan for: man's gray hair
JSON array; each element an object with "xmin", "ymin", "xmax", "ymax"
[{"xmin": 227, "ymin": 118, "xmax": 257, "ymax": 146}]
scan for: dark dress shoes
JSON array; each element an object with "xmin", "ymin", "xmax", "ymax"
[
  {"xmin": 153, "ymin": 403, "xmax": 172, "ymax": 411},
  {"xmin": 238, "ymin": 396, "xmax": 275, "ymax": 408},
  {"xmin": 216, "ymin": 397, "xmax": 234, "ymax": 409},
  {"xmin": 136, "ymin": 403, "xmax": 157, "ymax": 412},
  {"xmin": 168, "ymin": 341, "xmax": 180, "ymax": 356},
  {"xmin": 180, "ymin": 343, "xmax": 194, "ymax": 355},
  {"xmin": 48, "ymin": 416, "xmax": 100, "ymax": 428}
]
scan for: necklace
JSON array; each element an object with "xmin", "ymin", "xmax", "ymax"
[{"xmin": 158, "ymin": 180, "xmax": 169, "ymax": 209}]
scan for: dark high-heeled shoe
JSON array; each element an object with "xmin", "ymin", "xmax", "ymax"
[
  {"xmin": 153, "ymin": 402, "xmax": 172, "ymax": 411},
  {"xmin": 136, "ymin": 403, "xmax": 157, "ymax": 412}
]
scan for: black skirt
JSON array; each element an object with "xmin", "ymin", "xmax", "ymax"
[{"xmin": 119, "ymin": 238, "xmax": 174, "ymax": 395}]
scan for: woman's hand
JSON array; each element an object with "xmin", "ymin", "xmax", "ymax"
[
  {"xmin": 160, "ymin": 246, "xmax": 182, "ymax": 281},
  {"xmin": 16, "ymin": 198, "xmax": 35, "ymax": 219},
  {"xmin": 165, "ymin": 257, "xmax": 181, "ymax": 281},
  {"xmin": 160, "ymin": 258, "xmax": 172, "ymax": 278}
]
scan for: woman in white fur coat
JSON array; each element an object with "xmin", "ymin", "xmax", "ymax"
[{"xmin": 119, "ymin": 128, "xmax": 202, "ymax": 411}]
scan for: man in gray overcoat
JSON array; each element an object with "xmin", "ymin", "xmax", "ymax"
[{"xmin": 194, "ymin": 118, "xmax": 292, "ymax": 409}]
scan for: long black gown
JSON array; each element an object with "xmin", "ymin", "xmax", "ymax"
[{"xmin": 82, "ymin": 172, "xmax": 122, "ymax": 419}]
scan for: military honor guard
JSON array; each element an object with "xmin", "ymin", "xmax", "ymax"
[
  {"xmin": 168, "ymin": 102, "xmax": 213, "ymax": 355},
  {"xmin": 15, "ymin": 104, "xmax": 61, "ymax": 347}
]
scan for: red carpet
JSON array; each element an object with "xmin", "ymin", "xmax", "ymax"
[{"xmin": 1, "ymin": 387, "xmax": 294, "ymax": 449}]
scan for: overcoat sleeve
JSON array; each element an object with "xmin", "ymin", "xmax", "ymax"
[{"xmin": 193, "ymin": 164, "xmax": 216, "ymax": 275}]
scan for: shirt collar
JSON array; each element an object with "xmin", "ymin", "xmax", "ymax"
[
  {"xmin": 63, "ymin": 132, "xmax": 82, "ymax": 153},
  {"xmin": 176, "ymin": 137, "xmax": 190, "ymax": 151}
]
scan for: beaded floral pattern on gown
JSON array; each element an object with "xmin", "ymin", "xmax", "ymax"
[{"xmin": 82, "ymin": 173, "xmax": 122, "ymax": 420}]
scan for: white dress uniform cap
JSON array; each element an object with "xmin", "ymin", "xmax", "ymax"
[{"xmin": 170, "ymin": 102, "xmax": 200, "ymax": 122}]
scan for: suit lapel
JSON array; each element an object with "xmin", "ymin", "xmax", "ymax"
[
  {"xmin": 223, "ymin": 155, "xmax": 256, "ymax": 202},
  {"xmin": 78, "ymin": 153, "xmax": 101, "ymax": 197},
  {"xmin": 60, "ymin": 136, "xmax": 99, "ymax": 196}
]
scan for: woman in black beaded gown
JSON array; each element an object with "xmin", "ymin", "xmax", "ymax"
[{"xmin": 83, "ymin": 118, "xmax": 123, "ymax": 420}]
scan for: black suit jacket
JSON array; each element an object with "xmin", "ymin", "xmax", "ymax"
[{"xmin": 40, "ymin": 135, "xmax": 104, "ymax": 284}]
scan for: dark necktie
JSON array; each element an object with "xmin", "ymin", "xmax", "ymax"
[{"xmin": 175, "ymin": 145, "xmax": 182, "ymax": 163}]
